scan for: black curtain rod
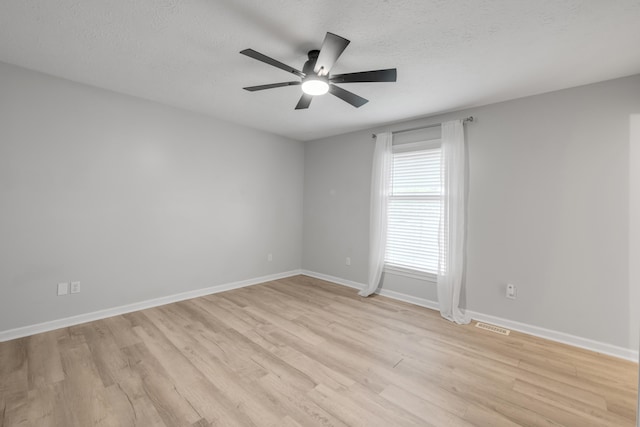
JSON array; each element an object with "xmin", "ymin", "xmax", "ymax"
[{"xmin": 372, "ymin": 116, "xmax": 474, "ymax": 138}]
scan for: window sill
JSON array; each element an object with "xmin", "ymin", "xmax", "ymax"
[{"xmin": 384, "ymin": 265, "xmax": 437, "ymax": 283}]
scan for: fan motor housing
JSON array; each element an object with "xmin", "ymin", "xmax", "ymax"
[{"xmin": 303, "ymin": 50, "xmax": 320, "ymax": 76}]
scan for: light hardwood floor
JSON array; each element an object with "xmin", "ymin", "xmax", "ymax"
[{"xmin": 0, "ymin": 275, "xmax": 637, "ymax": 426}]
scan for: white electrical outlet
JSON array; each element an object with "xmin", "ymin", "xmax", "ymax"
[
  {"xmin": 506, "ymin": 283, "xmax": 516, "ymax": 299},
  {"xmin": 57, "ymin": 282, "xmax": 69, "ymax": 296},
  {"xmin": 346, "ymin": 257, "xmax": 351, "ymax": 266},
  {"xmin": 70, "ymin": 281, "xmax": 81, "ymax": 294},
  {"xmin": 267, "ymin": 253, "xmax": 273, "ymax": 262}
]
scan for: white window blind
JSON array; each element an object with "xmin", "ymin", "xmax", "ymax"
[{"xmin": 385, "ymin": 141, "xmax": 442, "ymax": 276}]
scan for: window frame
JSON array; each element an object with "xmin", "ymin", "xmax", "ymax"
[{"xmin": 384, "ymin": 138, "xmax": 442, "ymax": 283}]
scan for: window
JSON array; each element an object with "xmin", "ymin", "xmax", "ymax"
[{"xmin": 385, "ymin": 140, "xmax": 442, "ymax": 279}]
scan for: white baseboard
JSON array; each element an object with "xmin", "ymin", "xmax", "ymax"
[
  {"xmin": 377, "ymin": 288, "xmax": 441, "ymax": 312},
  {"xmin": 300, "ymin": 270, "xmax": 442, "ymax": 312},
  {"xmin": 300, "ymin": 270, "xmax": 366, "ymax": 291},
  {"xmin": 466, "ymin": 310, "xmax": 639, "ymax": 362},
  {"xmin": 0, "ymin": 270, "xmax": 302, "ymax": 342},
  {"xmin": 6, "ymin": 268, "xmax": 637, "ymax": 362},
  {"xmin": 301, "ymin": 270, "xmax": 638, "ymax": 362}
]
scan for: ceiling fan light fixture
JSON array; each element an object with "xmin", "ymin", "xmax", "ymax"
[
  {"xmin": 240, "ymin": 32, "xmax": 397, "ymax": 109},
  {"xmin": 301, "ymin": 76, "xmax": 329, "ymax": 96}
]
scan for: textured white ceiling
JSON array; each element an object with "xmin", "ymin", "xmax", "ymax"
[{"xmin": 1, "ymin": 0, "xmax": 639, "ymax": 141}]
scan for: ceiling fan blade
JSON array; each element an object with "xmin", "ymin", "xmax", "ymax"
[
  {"xmin": 295, "ymin": 94, "xmax": 313, "ymax": 110},
  {"xmin": 330, "ymin": 68, "xmax": 397, "ymax": 84},
  {"xmin": 243, "ymin": 81, "xmax": 301, "ymax": 92},
  {"xmin": 314, "ymin": 32, "xmax": 350, "ymax": 76},
  {"xmin": 240, "ymin": 49, "xmax": 304, "ymax": 78},
  {"xmin": 329, "ymin": 85, "xmax": 368, "ymax": 108}
]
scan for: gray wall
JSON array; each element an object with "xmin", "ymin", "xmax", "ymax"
[
  {"xmin": 2, "ymin": 58, "xmax": 638, "ymax": 352},
  {"xmin": 303, "ymin": 75, "xmax": 640, "ymax": 350},
  {"xmin": 631, "ymin": 115, "xmax": 640, "ymax": 424},
  {"xmin": 0, "ymin": 62, "xmax": 304, "ymax": 331}
]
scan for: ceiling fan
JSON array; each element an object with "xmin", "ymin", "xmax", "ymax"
[{"xmin": 240, "ymin": 32, "xmax": 397, "ymax": 110}]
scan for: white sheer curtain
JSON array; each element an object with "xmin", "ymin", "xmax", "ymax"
[
  {"xmin": 437, "ymin": 120, "xmax": 470, "ymax": 324},
  {"xmin": 360, "ymin": 132, "xmax": 393, "ymax": 297}
]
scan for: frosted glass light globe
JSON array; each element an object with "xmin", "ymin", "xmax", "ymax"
[{"xmin": 302, "ymin": 78, "xmax": 329, "ymax": 96}]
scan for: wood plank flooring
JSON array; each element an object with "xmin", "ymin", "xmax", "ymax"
[{"xmin": 0, "ymin": 275, "xmax": 637, "ymax": 426}]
